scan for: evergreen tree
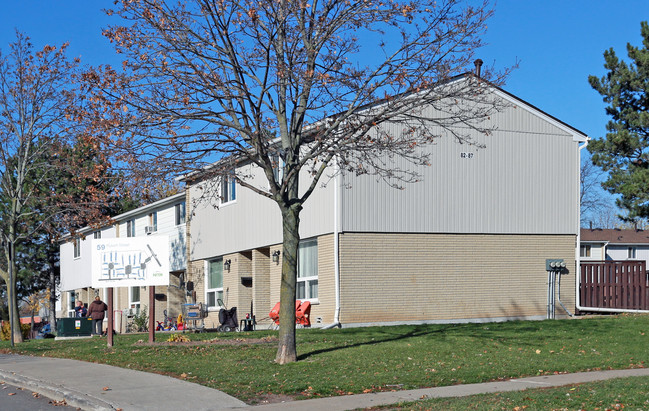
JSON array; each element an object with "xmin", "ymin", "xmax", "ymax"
[{"xmin": 588, "ymin": 21, "xmax": 649, "ymax": 221}]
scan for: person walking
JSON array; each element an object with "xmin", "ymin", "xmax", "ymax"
[{"xmin": 87, "ymin": 296, "xmax": 108, "ymax": 336}]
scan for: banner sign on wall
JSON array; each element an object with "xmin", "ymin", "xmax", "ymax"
[{"xmin": 91, "ymin": 236, "xmax": 170, "ymax": 288}]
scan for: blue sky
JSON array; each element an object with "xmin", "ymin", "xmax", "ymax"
[
  {"xmin": 2, "ymin": 0, "xmax": 648, "ymax": 140},
  {"xmin": 1, "ymin": 1, "xmax": 648, "ymax": 147}
]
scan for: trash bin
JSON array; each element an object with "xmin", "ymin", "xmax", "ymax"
[{"xmin": 56, "ymin": 317, "xmax": 93, "ymax": 337}]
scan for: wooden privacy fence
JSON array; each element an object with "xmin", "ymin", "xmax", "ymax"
[{"xmin": 580, "ymin": 261, "xmax": 649, "ymax": 311}]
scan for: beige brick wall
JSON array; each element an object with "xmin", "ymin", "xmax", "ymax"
[
  {"xmin": 269, "ymin": 245, "xmax": 282, "ymax": 312},
  {"xmin": 224, "ymin": 251, "xmax": 253, "ymax": 317},
  {"xmin": 267, "ymin": 234, "xmax": 335, "ymax": 325},
  {"xmin": 314, "ymin": 234, "xmax": 335, "ymax": 325},
  {"xmin": 252, "ymin": 248, "xmax": 271, "ymax": 319},
  {"xmin": 338, "ymin": 233, "xmax": 576, "ymax": 324},
  {"xmin": 184, "ymin": 233, "xmax": 335, "ymax": 329}
]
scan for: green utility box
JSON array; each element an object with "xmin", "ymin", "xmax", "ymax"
[{"xmin": 57, "ymin": 317, "xmax": 93, "ymax": 337}]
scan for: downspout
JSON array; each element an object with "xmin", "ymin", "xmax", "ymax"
[
  {"xmin": 322, "ymin": 161, "xmax": 341, "ymax": 329},
  {"xmin": 575, "ymin": 138, "xmax": 588, "ymax": 314}
]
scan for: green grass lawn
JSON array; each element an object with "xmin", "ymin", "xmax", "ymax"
[
  {"xmin": 371, "ymin": 376, "xmax": 649, "ymax": 410},
  {"xmin": 1, "ymin": 314, "xmax": 648, "ymax": 405}
]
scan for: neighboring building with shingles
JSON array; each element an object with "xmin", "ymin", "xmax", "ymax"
[{"xmin": 580, "ymin": 228, "xmax": 649, "ymax": 263}]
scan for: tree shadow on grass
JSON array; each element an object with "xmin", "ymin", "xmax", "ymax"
[
  {"xmin": 296, "ymin": 313, "xmax": 609, "ymax": 361},
  {"xmin": 297, "ymin": 323, "xmax": 479, "ymax": 361}
]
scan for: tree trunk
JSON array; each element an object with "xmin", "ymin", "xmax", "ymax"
[
  {"xmin": 8, "ymin": 264, "xmax": 22, "ymax": 344},
  {"xmin": 275, "ymin": 204, "xmax": 301, "ymax": 364},
  {"xmin": 4, "ymin": 238, "xmax": 23, "ymax": 345},
  {"xmin": 48, "ymin": 253, "xmax": 57, "ymax": 330}
]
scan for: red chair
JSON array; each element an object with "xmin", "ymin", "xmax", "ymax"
[
  {"xmin": 269, "ymin": 302, "xmax": 281, "ymax": 325},
  {"xmin": 268, "ymin": 300, "xmax": 311, "ymax": 327},
  {"xmin": 295, "ymin": 300, "xmax": 311, "ymax": 327}
]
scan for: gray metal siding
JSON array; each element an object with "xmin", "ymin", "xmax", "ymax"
[
  {"xmin": 190, "ymin": 164, "xmax": 335, "ymax": 261},
  {"xmin": 341, "ymin": 101, "xmax": 580, "ymax": 234}
]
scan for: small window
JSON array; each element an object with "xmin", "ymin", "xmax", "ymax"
[
  {"xmin": 73, "ymin": 238, "xmax": 81, "ymax": 259},
  {"xmin": 93, "ymin": 231, "xmax": 102, "ymax": 239},
  {"xmin": 206, "ymin": 258, "xmax": 224, "ymax": 309},
  {"xmin": 580, "ymin": 245, "xmax": 591, "ymax": 258},
  {"xmin": 148, "ymin": 212, "xmax": 158, "ymax": 232},
  {"xmin": 271, "ymin": 154, "xmax": 284, "ymax": 184},
  {"xmin": 175, "ymin": 202, "xmax": 186, "ymax": 225},
  {"xmin": 129, "ymin": 286, "xmax": 141, "ymax": 313},
  {"xmin": 297, "ymin": 239, "xmax": 318, "ymax": 300},
  {"xmin": 221, "ymin": 175, "xmax": 236, "ymax": 203},
  {"xmin": 68, "ymin": 292, "xmax": 76, "ymax": 317},
  {"xmin": 628, "ymin": 247, "xmax": 636, "ymax": 259},
  {"xmin": 126, "ymin": 219, "xmax": 135, "ymax": 237}
]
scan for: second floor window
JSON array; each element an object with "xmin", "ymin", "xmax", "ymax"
[
  {"xmin": 175, "ymin": 202, "xmax": 186, "ymax": 225},
  {"xmin": 580, "ymin": 245, "xmax": 591, "ymax": 258},
  {"xmin": 628, "ymin": 247, "xmax": 636, "ymax": 259},
  {"xmin": 221, "ymin": 175, "xmax": 236, "ymax": 203},
  {"xmin": 126, "ymin": 219, "xmax": 135, "ymax": 237},
  {"xmin": 271, "ymin": 154, "xmax": 285, "ymax": 184},
  {"xmin": 148, "ymin": 212, "xmax": 158, "ymax": 232},
  {"xmin": 73, "ymin": 238, "xmax": 81, "ymax": 258}
]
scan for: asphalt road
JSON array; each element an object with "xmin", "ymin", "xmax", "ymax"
[{"xmin": 0, "ymin": 380, "xmax": 77, "ymax": 410}]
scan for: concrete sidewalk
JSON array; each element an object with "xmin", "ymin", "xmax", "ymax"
[
  {"xmin": 1, "ymin": 353, "xmax": 648, "ymax": 410},
  {"xmin": 0, "ymin": 354, "xmax": 247, "ymax": 410}
]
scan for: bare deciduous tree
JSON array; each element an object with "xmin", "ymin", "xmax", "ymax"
[
  {"xmin": 0, "ymin": 32, "xmax": 112, "ymax": 345},
  {"xmin": 580, "ymin": 161, "xmax": 611, "ymax": 225},
  {"xmin": 88, "ymin": 0, "xmax": 510, "ymax": 363}
]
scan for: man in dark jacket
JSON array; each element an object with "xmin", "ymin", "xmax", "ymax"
[{"xmin": 87, "ymin": 296, "xmax": 108, "ymax": 336}]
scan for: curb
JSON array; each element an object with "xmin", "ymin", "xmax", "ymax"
[{"xmin": 0, "ymin": 369, "xmax": 116, "ymax": 411}]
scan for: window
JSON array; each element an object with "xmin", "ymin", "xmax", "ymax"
[
  {"xmin": 221, "ymin": 175, "xmax": 236, "ymax": 203},
  {"xmin": 271, "ymin": 154, "xmax": 284, "ymax": 184},
  {"xmin": 580, "ymin": 245, "xmax": 591, "ymax": 258},
  {"xmin": 129, "ymin": 286, "xmax": 141, "ymax": 313},
  {"xmin": 175, "ymin": 202, "xmax": 186, "ymax": 225},
  {"xmin": 206, "ymin": 258, "xmax": 224, "ymax": 309},
  {"xmin": 68, "ymin": 292, "xmax": 76, "ymax": 317},
  {"xmin": 628, "ymin": 247, "xmax": 636, "ymax": 259},
  {"xmin": 148, "ymin": 212, "xmax": 158, "ymax": 232},
  {"xmin": 297, "ymin": 239, "xmax": 318, "ymax": 300},
  {"xmin": 93, "ymin": 231, "xmax": 102, "ymax": 239},
  {"xmin": 73, "ymin": 238, "xmax": 81, "ymax": 259},
  {"xmin": 126, "ymin": 219, "xmax": 135, "ymax": 237}
]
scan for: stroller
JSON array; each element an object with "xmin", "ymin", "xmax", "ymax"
[{"xmin": 217, "ymin": 299, "xmax": 238, "ymax": 332}]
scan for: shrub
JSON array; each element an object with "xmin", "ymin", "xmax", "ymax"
[
  {"xmin": 167, "ymin": 333, "xmax": 190, "ymax": 342},
  {"xmin": 0, "ymin": 322, "xmax": 30, "ymax": 341},
  {"xmin": 132, "ymin": 306, "xmax": 149, "ymax": 332}
]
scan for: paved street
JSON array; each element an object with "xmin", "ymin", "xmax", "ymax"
[{"xmin": 0, "ymin": 380, "xmax": 76, "ymax": 410}]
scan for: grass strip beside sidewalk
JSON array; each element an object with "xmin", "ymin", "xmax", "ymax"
[
  {"xmin": 1, "ymin": 314, "xmax": 648, "ymax": 404},
  {"xmin": 370, "ymin": 376, "xmax": 649, "ymax": 410}
]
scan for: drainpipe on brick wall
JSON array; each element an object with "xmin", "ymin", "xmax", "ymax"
[{"xmin": 323, "ymin": 161, "xmax": 341, "ymax": 329}]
